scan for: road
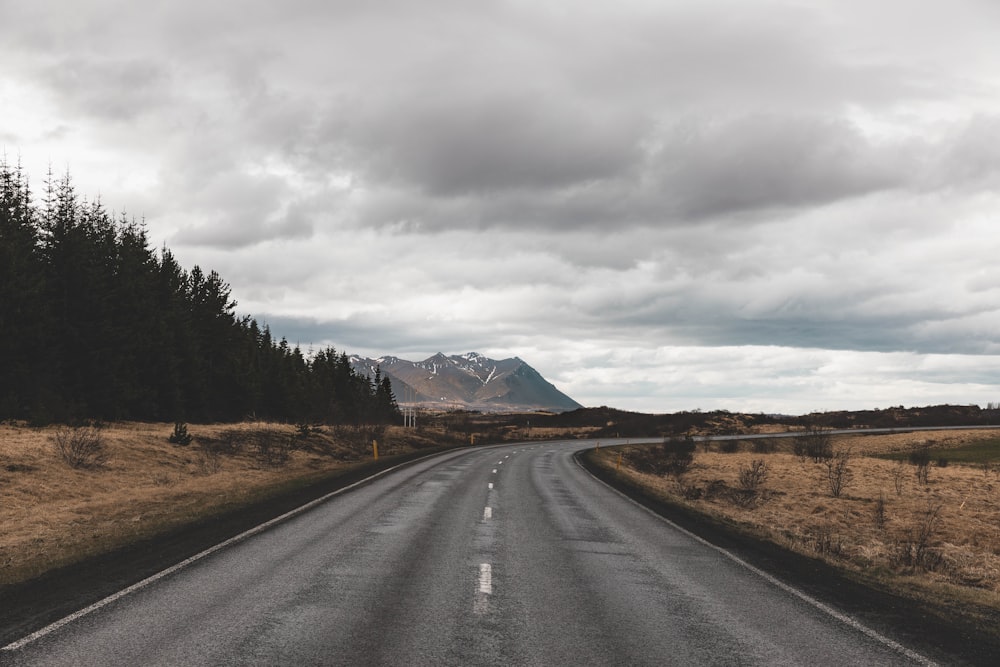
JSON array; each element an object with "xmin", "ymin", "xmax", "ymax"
[{"xmin": 4, "ymin": 440, "xmax": 935, "ymax": 666}]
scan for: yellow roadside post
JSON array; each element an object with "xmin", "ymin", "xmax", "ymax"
[
  {"xmin": 616, "ymin": 452, "xmax": 622, "ymax": 471},
  {"xmin": 595, "ymin": 441, "xmax": 600, "ymax": 452},
  {"xmin": 372, "ymin": 439, "xmax": 379, "ymax": 460}
]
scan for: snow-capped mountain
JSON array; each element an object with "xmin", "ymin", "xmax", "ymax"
[{"xmin": 349, "ymin": 352, "xmax": 582, "ymax": 413}]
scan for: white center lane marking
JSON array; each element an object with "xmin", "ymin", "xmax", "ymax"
[
  {"xmin": 492, "ymin": 468, "xmax": 497, "ymax": 473},
  {"xmin": 488, "ymin": 482, "xmax": 493, "ymax": 489},
  {"xmin": 478, "ymin": 563, "xmax": 492, "ymax": 594},
  {"xmin": 474, "ymin": 563, "xmax": 493, "ymax": 615},
  {"xmin": 483, "ymin": 507, "xmax": 492, "ymax": 520}
]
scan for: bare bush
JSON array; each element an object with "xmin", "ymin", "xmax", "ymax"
[
  {"xmin": 824, "ymin": 449, "xmax": 853, "ymax": 498},
  {"xmin": 732, "ymin": 459, "xmax": 769, "ymax": 507},
  {"xmin": 808, "ymin": 523, "xmax": 844, "ymax": 557},
  {"xmin": 796, "ymin": 427, "xmax": 833, "ymax": 463},
  {"xmin": 632, "ymin": 436, "xmax": 696, "ymax": 477},
  {"xmin": 53, "ymin": 425, "xmax": 108, "ymax": 469},
  {"xmin": 909, "ymin": 447, "xmax": 931, "ymax": 485},
  {"xmin": 891, "ymin": 501, "xmax": 944, "ymax": 571},
  {"xmin": 739, "ymin": 459, "xmax": 769, "ymax": 492}
]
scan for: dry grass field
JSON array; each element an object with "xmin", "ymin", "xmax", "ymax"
[
  {"xmin": 595, "ymin": 429, "xmax": 1000, "ymax": 615},
  {"xmin": 0, "ymin": 421, "xmax": 445, "ymax": 586}
]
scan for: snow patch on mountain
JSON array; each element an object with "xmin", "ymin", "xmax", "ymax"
[{"xmin": 348, "ymin": 352, "xmax": 581, "ymax": 412}]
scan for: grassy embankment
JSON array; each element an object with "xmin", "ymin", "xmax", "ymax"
[
  {"xmin": 0, "ymin": 421, "xmax": 463, "ymax": 587},
  {"xmin": 585, "ymin": 429, "xmax": 1000, "ymax": 631}
]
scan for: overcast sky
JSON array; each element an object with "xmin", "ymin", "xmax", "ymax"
[{"xmin": 4, "ymin": 0, "xmax": 1000, "ymax": 413}]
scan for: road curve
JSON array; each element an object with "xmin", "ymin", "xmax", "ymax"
[{"xmin": 4, "ymin": 440, "xmax": 934, "ymax": 666}]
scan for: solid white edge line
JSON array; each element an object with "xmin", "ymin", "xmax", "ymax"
[
  {"xmin": 2, "ymin": 450, "xmax": 453, "ymax": 652},
  {"xmin": 573, "ymin": 454, "xmax": 938, "ymax": 667}
]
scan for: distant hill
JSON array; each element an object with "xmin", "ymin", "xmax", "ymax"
[{"xmin": 350, "ymin": 352, "xmax": 583, "ymax": 413}]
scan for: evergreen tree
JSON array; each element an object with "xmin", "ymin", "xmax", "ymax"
[
  {"xmin": 0, "ymin": 161, "xmax": 400, "ymax": 426},
  {"xmin": 0, "ymin": 159, "xmax": 44, "ymax": 416}
]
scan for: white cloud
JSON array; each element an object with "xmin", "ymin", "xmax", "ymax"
[{"xmin": 5, "ymin": 0, "xmax": 1000, "ymax": 413}]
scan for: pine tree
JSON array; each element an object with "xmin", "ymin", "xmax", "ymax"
[{"xmin": 0, "ymin": 158, "xmax": 44, "ymax": 416}]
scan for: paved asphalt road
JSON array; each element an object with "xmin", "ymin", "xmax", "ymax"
[{"xmin": 3, "ymin": 440, "xmax": 935, "ymax": 666}]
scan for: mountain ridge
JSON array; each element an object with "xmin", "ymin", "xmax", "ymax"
[{"xmin": 349, "ymin": 352, "xmax": 582, "ymax": 413}]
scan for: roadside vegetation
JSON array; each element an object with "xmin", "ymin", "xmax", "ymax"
[
  {"xmin": 587, "ymin": 429, "xmax": 1000, "ymax": 626},
  {"xmin": 0, "ymin": 420, "xmax": 462, "ymax": 587}
]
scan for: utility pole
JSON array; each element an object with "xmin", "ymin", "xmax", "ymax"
[{"xmin": 403, "ymin": 385, "xmax": 417, "ymax": 428}]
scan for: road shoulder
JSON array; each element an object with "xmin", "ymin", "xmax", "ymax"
[{"xmin": 577, "ymin": 447, "xmax": 1000, "ymax": 667}]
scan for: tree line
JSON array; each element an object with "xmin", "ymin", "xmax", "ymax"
[{"xmin": 0, "ymin": 159, "xmax": 399, "ymax": 425}]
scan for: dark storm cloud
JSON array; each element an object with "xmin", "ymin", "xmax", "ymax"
[
  {"xmin": 648, "ymin": 114, "xmax": 909, "ymax": 220},
  {"xmin": 348, "ymin": 94, "xmax": 646, "ymax": 196},
  {"xmin": 351, "ymin": 112, "xmax": 911, "ymax": 231}
]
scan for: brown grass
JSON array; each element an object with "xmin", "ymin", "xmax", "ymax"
[
  {"xmin": 0, "ymin": 421, "xmax": 439, "ymax": 586},
  {"xmin": 597, "ymin": 429, "xmax": 1000, "ymax": 613}
]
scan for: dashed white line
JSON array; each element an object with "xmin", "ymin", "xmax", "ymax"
[
  {"xmin": 483, "ymin": 507, "xmax": 492, "ymax": 520},
  {"xmin": 492, "ymin": 469, "xmax": 497, "ymax": 473},
  {"xmin": 488, "ymin": 483, "xmax": 493, "ymax": 489},
  {"xmin": 474, "ymin": 563, "xmax": 493, "ymax": 615},
  {"xmin": 478, "ymin": 563, "xmax": 492, "ymax": 594}
]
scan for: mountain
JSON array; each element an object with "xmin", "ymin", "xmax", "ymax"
[{"xmin": 349, "ymin": 352, "xmax": 583, "ymax": 413}]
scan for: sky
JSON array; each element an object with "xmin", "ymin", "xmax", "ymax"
[{"xmin": 3, "ymin": 0, "xmax": 1000, "ymax": 414}]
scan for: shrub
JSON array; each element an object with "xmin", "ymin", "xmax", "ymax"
[
  {"xmin": 824, "ymin": 449, "xmax": 853, "ymax": 498},
  {"xmin": 891, "ymin": 501, "xmax": 944, "ymax": 571},
  {"xmin": 719, "ymin": 439, "xmax": 740, "ymax": 454},
  {"xmin": 733, "ymin": 459, "xmax": 769, "ymax": 507},
  {"xmin": 632, "ymin": 436, "xmax": 697, "ymax": 477},
  {"xmin": 797, "ymin": 427, "xmax": 833, "ymax": 462},
  {"xmin": 53, "ymin": 425, "xmax": 108, "ymax": 469},
  {"xmin": 738, "ymin": 459, "xmax": 769, "ymax": 492},
  {"xmin": 909, "ymin": 447, "xmax": 931, "ymax": 484},
  {"xmin": 808, "ymin": 524, "xmax": 844, "ymax": 557},
  {"xmin": 168, "ymin": 422, "xmax": 193, "ymax": 446},
  {"xmin": 660, "ymin": 436, "xmax": 696, "ymax": 475}
]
